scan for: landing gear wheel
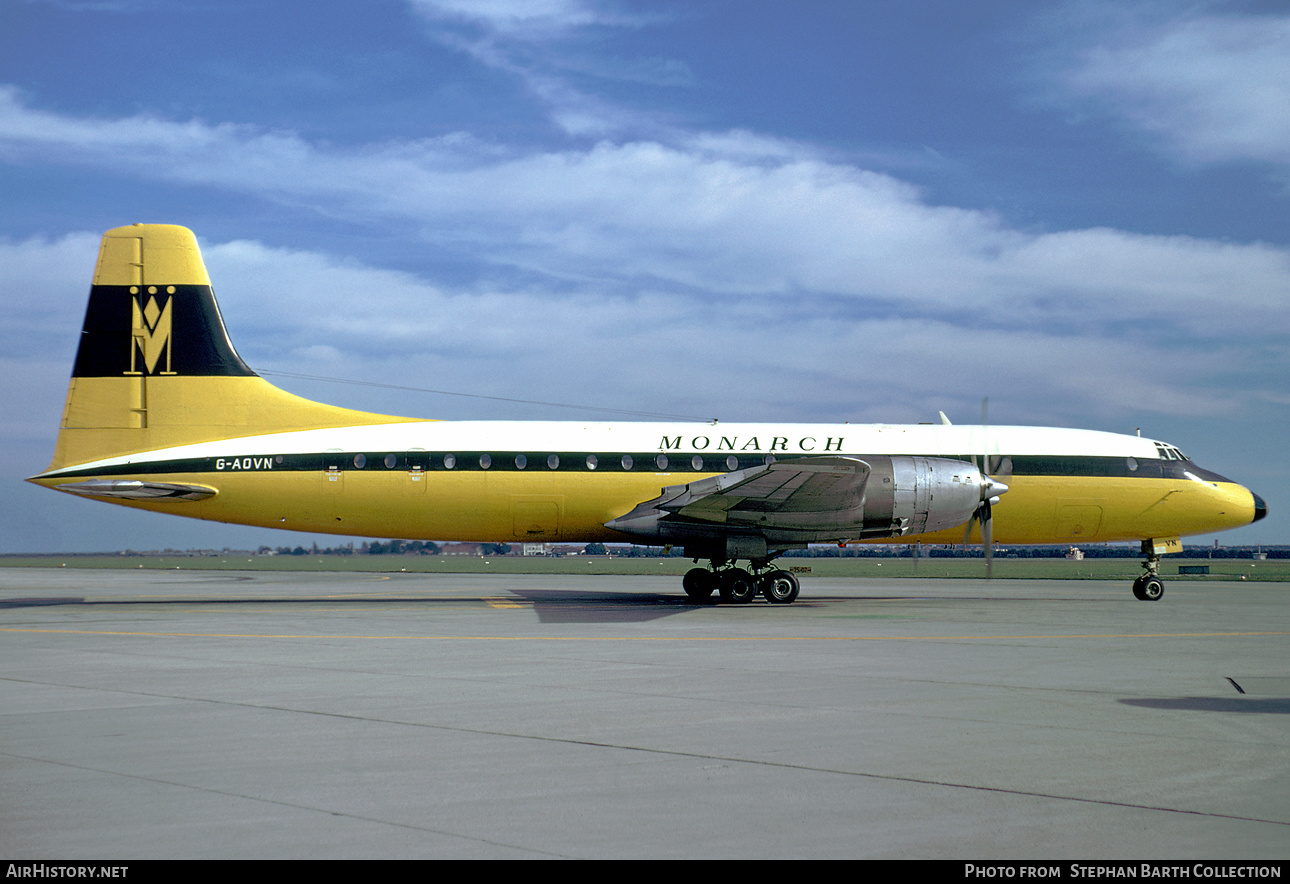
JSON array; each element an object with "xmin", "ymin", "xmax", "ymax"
[
  {"xmin": 719, "ymin": 568, "xmax": 758, "ymax": 604},
  {"xmin": 1133, "ymin": 575, "xmax": 1164, "ymax": 601},
  {"xmin": 683, "ymin": 568, "xmax": 716, "ymax": 602},
  {"xmin": 761, "ymin": 569, "xmax": 800, "ymax": 604}
]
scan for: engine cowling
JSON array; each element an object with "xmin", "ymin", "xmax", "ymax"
[{"xmin": 866, "ymin": 455, "xmax": 995, "ymax": 539}]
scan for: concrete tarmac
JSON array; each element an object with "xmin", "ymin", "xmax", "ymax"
[{"xmin": 1, "ymin": 568, "xmax": 1287, "ymax": 859}]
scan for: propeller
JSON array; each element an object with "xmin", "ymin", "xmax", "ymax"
[
  {"xmin": 963, "ymin": 398, "xmax": 1009, "ymax": 578},
  {"xmin": 967, "ymin": 473, "xmax": 1010, "ymax": 578}
]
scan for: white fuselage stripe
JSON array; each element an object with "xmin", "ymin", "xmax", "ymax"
[{"xmin": 41, "ymin": 422, "xmax": 1166, "ymax": 476}]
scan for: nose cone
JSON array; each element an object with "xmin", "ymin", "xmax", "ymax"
[
  {"xmin": 982, "ymin": 478, "xmax": 1009, "ymax": 501},
  {"xmin": 1252, "ymin": 493, "xmax": 1268, "ymax": 523}
]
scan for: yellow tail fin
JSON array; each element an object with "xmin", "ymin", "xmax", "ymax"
[{"xmin": 42, "ymin": 224, "xmax": 410, "ymax": 473}]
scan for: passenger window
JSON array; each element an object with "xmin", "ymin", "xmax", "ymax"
[
  {"xmin": 547, "ymin": 454, "xmax": 560, "ymax": 470},
  {"xmin": 621, "ymin": 454, "xmax": 634, "ymax": 470},
  {"xmin": 515, "ymin": 454, "xmax": 527, "ymax": 470},
  {"xmin": 443, "ymin": 454, "xmax": 456, "ymax": 469}
]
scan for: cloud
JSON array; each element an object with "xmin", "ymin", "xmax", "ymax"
[
  {"xmin": 8, "ymin": 84, "xmax": 1285, "ymax": 339},
  {"xmin": 2, "ymin": 54, "xmax": 1289, "ymax": 427},
  {"xmin": 0, "ymin": 231, "xmax": 99, "ymax": 357},
  {"xmin": 1064, "ymin": 7, "xmax": 1290, "ymax": 170},
  {"xmin": 409, "ymin": 0, "xmax": 615, "ymax": 37},
  {"xmin": 407, "ymin": 0, "xmax": 677, "ymax": 138},
  {"xmin": 0, "ymin": 223, "xmax": 1273, "ymax": 435}
]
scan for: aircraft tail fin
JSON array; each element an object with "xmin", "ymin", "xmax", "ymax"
[{"xmin": 39, "ymin": 224, "xmax": 409, "ymax": 474}]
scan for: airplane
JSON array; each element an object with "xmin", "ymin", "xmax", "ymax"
[{"xmin": 27, "ymin": 224, "xmax": 1267, "ymax": 604}]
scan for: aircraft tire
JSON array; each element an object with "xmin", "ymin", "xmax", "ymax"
[
  {"xmin": 719, "ymin": 568, "xmax": 758, "ymax": 604},
  {"xmin": 683, "ymin": 568, "xmax": 716, "ymax": 601},
  {"xmin": 1132, "ymin": 575, "xmax": 1164, "ymax": 601},
  {"xmin": 761, "ymin": 570, "xmax": 800, "ymax": 604}
]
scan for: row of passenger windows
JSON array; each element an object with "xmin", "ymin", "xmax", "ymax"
[{"xmin": 342, "ymin": 452, "xmax": 775, "ymax": 472}]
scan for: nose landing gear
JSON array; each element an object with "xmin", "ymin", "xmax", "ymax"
[{"xmin": 1132, "ymin": 539, "xmax": 1170, "ymax": 600}]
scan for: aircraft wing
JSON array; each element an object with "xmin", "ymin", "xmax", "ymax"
[{"xmin": 606, "ymin": 455, "xmax": 872, "ymax": 538}]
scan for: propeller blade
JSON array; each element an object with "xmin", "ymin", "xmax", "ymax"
[
  {"xmin": 981, "ymin": 498, "xmax": 994, "ymax": 580},
  {"xmin": 980, "ymin": 397, "xmax": 993, "ymax": 579}
]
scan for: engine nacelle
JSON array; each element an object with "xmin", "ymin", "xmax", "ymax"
[{"xmin": 866, "ymin": 455, "xmax": 990, "ymax": 538}]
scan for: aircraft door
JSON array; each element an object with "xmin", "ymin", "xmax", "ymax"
[
  {"xmin": 406, "ymin": 449, "xmax": 429, "ymax": 494},
  {"xmin": 323, "ymin": 449, "xmax": 345, "ymax": 493},
  {"xmin": 512, "ymin": 496, "xmax": 563, "ymax": 539},
  {"xmin": 1057, "ymin": 501, "xmax": 1104, "ymax": 540}
]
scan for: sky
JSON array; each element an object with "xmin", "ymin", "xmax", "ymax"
[{"xmin": 1, "ymin": 0, "xmax": 1287, "ymax": 553}]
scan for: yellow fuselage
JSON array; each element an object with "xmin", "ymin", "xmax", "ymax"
[{"xmin": 33, "ymin": 420, "xmax": 1262, "ymax": 547}]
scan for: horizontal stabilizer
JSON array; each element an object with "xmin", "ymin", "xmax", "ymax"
[{"xmin": 53, "ymin": 480, "xmax": 216, "ymax": 501}]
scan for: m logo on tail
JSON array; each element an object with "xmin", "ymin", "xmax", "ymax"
[{"xmin": 128, "ymin": 287, "xmax": 175, "ymax": 375}]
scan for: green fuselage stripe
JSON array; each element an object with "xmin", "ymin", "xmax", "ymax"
[{"xmin": 48, "ymin": 452, "xmax": 1229, "ymax": 483}]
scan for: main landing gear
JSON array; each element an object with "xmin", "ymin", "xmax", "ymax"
[
  {"xmin": 1132, "ymin": 544, "xmax": 1165, "ymax": 601},
  {"xmin": 682, "ymin": 559, "xmax": 801, "ymax": 605}
]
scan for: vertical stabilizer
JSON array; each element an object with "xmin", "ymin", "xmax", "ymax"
[
  {"xmin": 71, "ymin": 223, "xmax": 253, "ymax": 383},
  {"xmin": 41, "ymin": 224, "xmax": 411, "ymax": 473}
]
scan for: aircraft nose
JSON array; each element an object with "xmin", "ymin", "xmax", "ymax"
[{"xmin": 1252, "ymin": 492, "xmax": 1268, "ymax": 523}]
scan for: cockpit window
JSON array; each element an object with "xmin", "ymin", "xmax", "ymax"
[{"xmin": 1154, "ymin": 443, "xmax": 1189, "ymax": 461}]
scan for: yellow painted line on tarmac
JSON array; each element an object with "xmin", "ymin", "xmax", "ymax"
[{"xmin": 1, "ymin": 627, "xmax": 1286, "ymax": 641}]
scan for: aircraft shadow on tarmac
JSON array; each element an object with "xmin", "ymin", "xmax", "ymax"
[
  {"xmin": 0, "ymin": 590, "xmax": 803, "ymax": 623},
  {"xmin": 1120, "ymin": 697, "xmax": 1290, "ymax": 714},
  {"xmin": 505, "ymin": 589, "xmax": 828, "ymax": 623},
  {"xmin": 0, "ymin": 588, "xmax": 1107, "ymax": 622}
]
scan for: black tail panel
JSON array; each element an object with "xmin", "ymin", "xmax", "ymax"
[{"xmin": 71, "ymin": 284, "xmax": 255, "ymax": 378}]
